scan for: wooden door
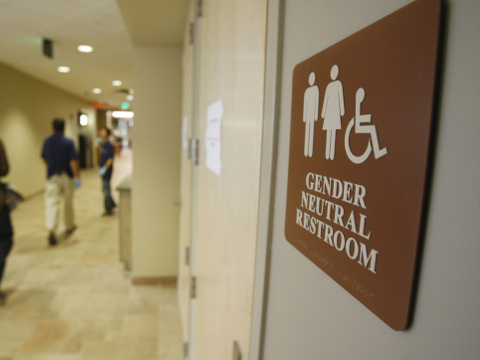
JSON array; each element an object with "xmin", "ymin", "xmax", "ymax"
[{"xmin": 189, "ymin": 0, "xmax": 268, "ymax": 359}]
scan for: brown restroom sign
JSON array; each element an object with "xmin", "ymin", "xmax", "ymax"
[{"xmin": 284, "ymin": 0, "xmax": 442, "ymax": 330}]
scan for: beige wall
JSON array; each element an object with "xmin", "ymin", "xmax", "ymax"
[
  {"xmin": 0, "ymin": 63, "xmax": 92, "ymax": 197},
  {"xmin": 254, "ymin": 0, "xmax": 480, "ymax": 359},
  {"xmin": 131, "ymin": 46, "xmax": 182, "ymax": 278}
]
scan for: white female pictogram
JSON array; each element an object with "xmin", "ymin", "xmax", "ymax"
[
  {"xmin": 344, "ymin": 88, "xmax": 388, "ymax": 164},
  {"xmin": 303, "ymin": 72, "xmax": 320, "ymax": 157},
  {"xmin": 321, "ymin": 65, "xmax": 345, "ymax": 160}
]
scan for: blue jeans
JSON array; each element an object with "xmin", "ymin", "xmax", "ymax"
[
  {"xmin": 0, "ymin": 205, "xmax": 13, "ymax": 284},
  {"xmin": 102, "ymin": 178, "xmax": 116, "ymax": 213},
  {"xmin": 0, "ymin": 236, "xmax": 12, "ymax": 283}
]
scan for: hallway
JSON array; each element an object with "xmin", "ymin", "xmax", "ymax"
[{"xmin": 0, "ymin": 150, "xmax": 183, "ymax": 360}]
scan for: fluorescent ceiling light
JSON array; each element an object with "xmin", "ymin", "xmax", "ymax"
[
  {"xmin": 78, "ymin": 45, "xmax": 93, "ymax": 53},
  {"xmin": 112, "ymin": 80, "xmax": 122, "ymax": 86},
  {"xmin": 92, "ymin": 88, "xmax": 102, "ymax": 94},
  {"xmin": 57, "ymin": 66, "xmax": 70, "ymax": 73},
  {"xmin": 112, "ymin": 111, "xmax": 134, "ymax": 119}
]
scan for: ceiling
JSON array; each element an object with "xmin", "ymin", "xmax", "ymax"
[{"xmin": 0, "ymin": 0, "xmax": 188, "ymax": 109}]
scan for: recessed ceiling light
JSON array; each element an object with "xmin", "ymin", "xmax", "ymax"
[
  {"xmin": 126, "ymin": 95, "xmax": 134, "ymax": 101},
  {"xmin": 57, "ymin": 66, "xmax": 70, "ymax": 73},
  {"xmin": 78, "ymin": 45, "xmax": 93, "ymax": 53},
  {"xmin": 92, "ymin": 88, "xmax": 102, "ymax": 94},
  {"xmin": 112, "ymin": 80, "xmax": 122, "ymax": 86}
]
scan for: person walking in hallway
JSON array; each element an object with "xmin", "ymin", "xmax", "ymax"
[
  {"xmin": 0, "ymin": 139, "xmax": 13, "ymax": 305},
  {"xmin": 98, "ymin": 127, "xmax": 116, "ymax": 215},
  {"xmin": 42, "ymin": 118, "xmax": 81, "ymax": 246}
]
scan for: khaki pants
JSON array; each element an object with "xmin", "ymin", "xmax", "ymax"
[{"xmin": 45, "ymin": 173, "xmax": 75, "ymax": 235}]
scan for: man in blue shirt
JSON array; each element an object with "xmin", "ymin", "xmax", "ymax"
[
  {"xmin": 99, "ymin": 127, "xmax": 116, "ymax": 215},
  {"xmin": 42, "ymin": 119, "xmax": 81, "ymax": 245}
]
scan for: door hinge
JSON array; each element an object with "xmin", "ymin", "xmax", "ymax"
[
  {"xmin": 185, "ymin": 247, "xmax": 190, "ymax": 266},
  {"xmin": 189, "ymin": 22, "xmax": 195, "ymax": 44},
  {"xmin": 233, "ymin": 340, "xmax": 242, "ymax": 360},
  {"xmin": 190, "ymin": 276, "xmax": 197, "ymax": 299},
  {"xmin": 186, "ymin": 138, "xmax": 192, "ymax": 160},
  {"xmin": 190, "ymin": 138, "xmax": 199, "ymax": 166},
  {"xmin": 184, "ymin": 342, "xmax": 189, "ymax": 358},
  {"xmin": 196, "ymin": 0, "xmax": 203, "ymax": 18}
]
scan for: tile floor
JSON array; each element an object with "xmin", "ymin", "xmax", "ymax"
[{"xmin": 0, "ymin": 150, "xmax": 183, "ymax": 360}]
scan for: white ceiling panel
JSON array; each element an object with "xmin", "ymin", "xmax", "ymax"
[{"xmin": 0, "ymin": 0, "xmax": 187, "ymax": 109}]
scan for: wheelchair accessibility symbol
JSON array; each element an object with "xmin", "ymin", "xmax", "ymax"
[
  {"xmin": 344, "ymin": 88, "xmax": 388, "ymax": 164},
  {"xmin": 302, "ymin": 65, "xmax": 387, "ymax": 164}
]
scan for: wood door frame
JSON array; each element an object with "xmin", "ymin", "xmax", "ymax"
[
  {"xmin": 187, "ymin": 2, "xmax": 204, "ymax": 359},
  {"xmin": 249, "ymin": 0, "xmax": 284, "ymax": 359}
]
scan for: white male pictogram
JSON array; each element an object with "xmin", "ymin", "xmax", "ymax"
[{"xmin": 303, "ymin": 72, "xmax": 320, "ymax": 157}]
